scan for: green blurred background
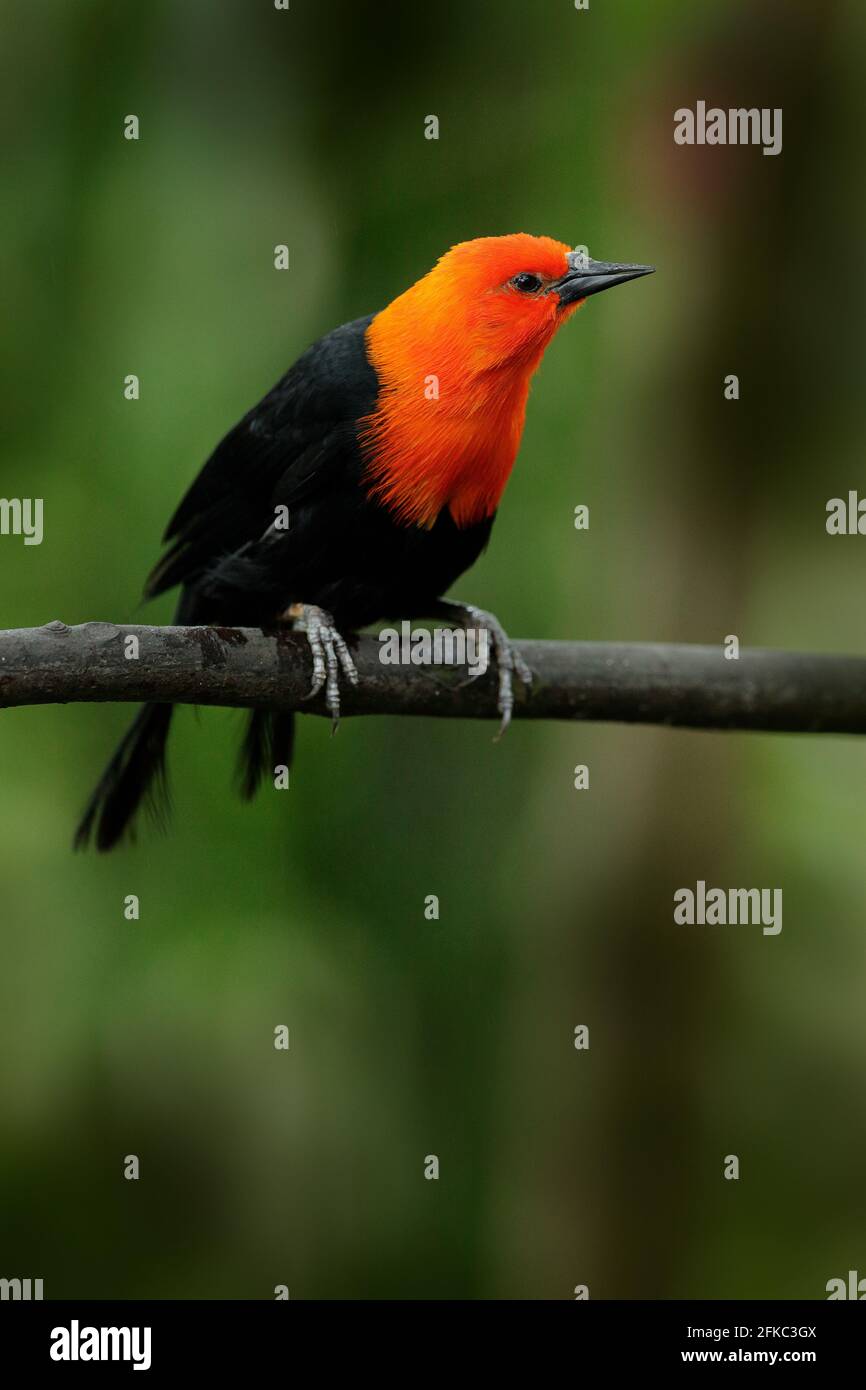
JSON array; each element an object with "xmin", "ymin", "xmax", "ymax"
[{"xmin": 1, "ymin": 0, "xmax": 864, "ymax": 1299}]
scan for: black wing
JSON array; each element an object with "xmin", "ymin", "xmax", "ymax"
[{"xmin": 144, "ymin": 313, "xmax": 378, "ymax": 599}]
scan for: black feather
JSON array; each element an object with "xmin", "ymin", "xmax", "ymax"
[
  {"xmin": 73, "ymin": 703, "xmax": 173, "ymax": 852},
  {"xmin": 236, "ymin": 711, "xmax": 295, "ymax": 801},
  {"xmin": 77, "ymin": 312, "xmax": 494, "ymax": 849}
]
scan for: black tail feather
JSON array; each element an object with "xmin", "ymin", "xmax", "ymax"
[
  {"xmin": 236, "ymin": 710, "xmax": 295, "ymax": 800},
  {"xmin": 73, "ymin": 703, "xmax": 174, "ymax": 852}
]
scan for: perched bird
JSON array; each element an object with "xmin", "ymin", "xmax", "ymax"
[{"xmin": 75, "ymin": 233, "xmax": 652, "ymax": 850}]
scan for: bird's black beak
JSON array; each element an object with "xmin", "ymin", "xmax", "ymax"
[{"xmin": 553, "ymin": 254, "xmax": 654, "ymax": 308}]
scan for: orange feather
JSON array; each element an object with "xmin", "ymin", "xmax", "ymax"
[{"xmin": 360, "ymin": 234, "xmax": 580, "ymax": 529}]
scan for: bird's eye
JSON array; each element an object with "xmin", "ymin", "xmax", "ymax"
[{"xmin": 511, "ymin": 272, "xmax": 543, "ymax": 294}]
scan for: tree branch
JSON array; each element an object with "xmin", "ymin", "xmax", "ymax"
[{"xmin": 0, "ymin": 622, "xmax": 864, "ymax": 734}]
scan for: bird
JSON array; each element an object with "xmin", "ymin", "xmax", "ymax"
[{"xmin": 74, "ymin": 233, "xmax": 653, "ymax": 851}]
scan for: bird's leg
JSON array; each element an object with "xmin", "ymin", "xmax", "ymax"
[
  {"xmin": 281, "ymin": 602, "xmax": 359, "ymax": 732},
  {"xmin": 433, "ymin": 600, "xmax": 533, "ymax": 739}
]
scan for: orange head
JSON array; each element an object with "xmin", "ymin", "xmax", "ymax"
[{"xmin": 361, "ymin": 233, "xmax": 652, "ymax": 529}]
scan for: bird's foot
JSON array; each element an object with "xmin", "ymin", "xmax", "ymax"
[
  {"xmin": 282, "ymin": 602, "xmax": 359, "ymax": 732},
  {"xmin": 444, "ymin": 602, "xmax": 533, "ymax": 739}
]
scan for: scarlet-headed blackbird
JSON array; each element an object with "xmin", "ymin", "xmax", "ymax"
[{"xmin": 75, "ymin": 234, "xmax": 652, "ymax": 850}]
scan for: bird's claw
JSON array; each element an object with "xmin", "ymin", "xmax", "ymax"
[
  {"xmin": 284, "ymin": 603, "xmax": 358, "ymax": 731},
  {"xmin": 453, "ymin": 603, "xmax": 533, "ymax": 740}
]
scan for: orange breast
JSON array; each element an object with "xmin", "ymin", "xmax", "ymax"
[{"xmin": 360, "ymin": 322, "xmax": 537, "ymax": 530}]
